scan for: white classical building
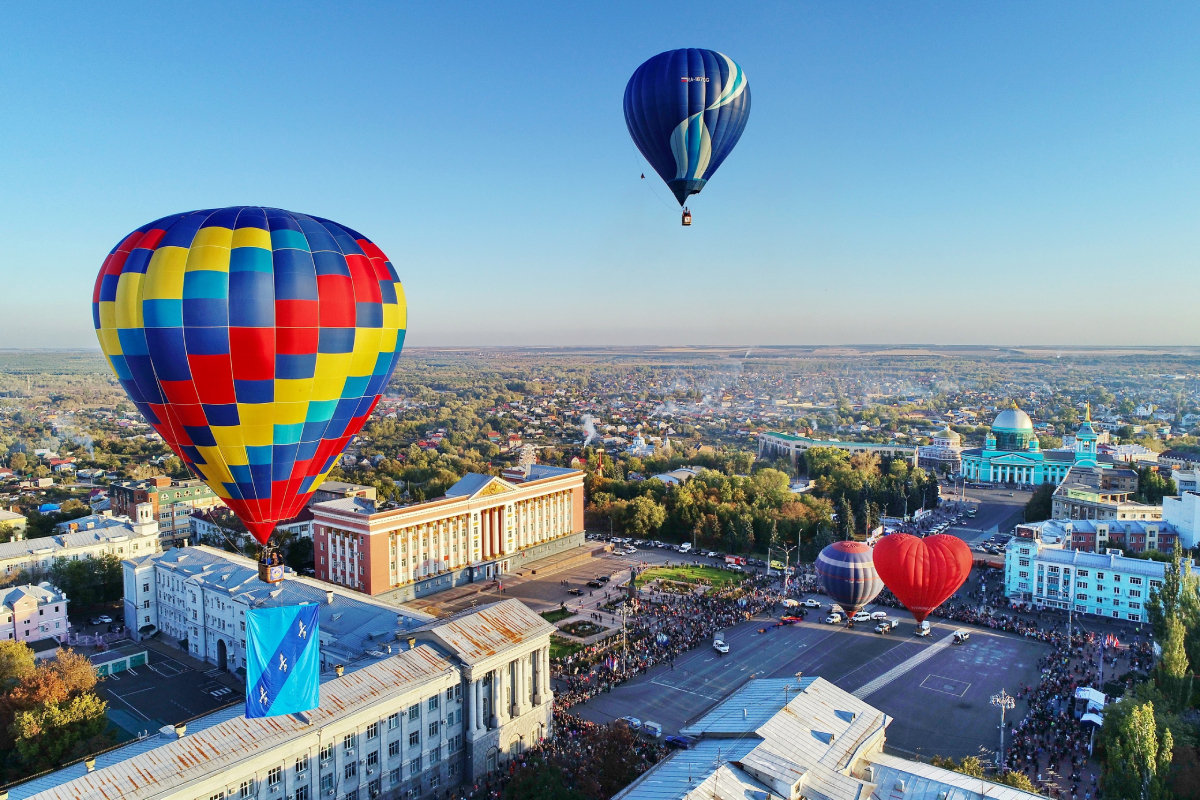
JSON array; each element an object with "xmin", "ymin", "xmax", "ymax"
[
  {"xmin": 10, "ymin": 599, "xmax": 554, "ymax": 800},
  {"xmin": 121, "ymin": 545, "xmax": 434, "ymax": 675},
  {"xmin": 0, "ymin": 504, "xmax": 161, "ymax": 581}
]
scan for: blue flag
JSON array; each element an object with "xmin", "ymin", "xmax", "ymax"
[{"xmin": 245, "ymin": 603, "xmax": 320, "ymax": 718}]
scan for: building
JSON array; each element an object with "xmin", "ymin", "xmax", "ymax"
[
  {"xmin": 0, "ymin": 583, "xmax": 69, "ymax": 644},
  {"xmin": 311, "ymin": 467, "xmax": 585, "ymax": 604},
  {"xmin": 960, "ymin": 404, "xmax": 1113, "ymax": 486},
  {"xmin": 1172, "ymin": 468, "xmax": 1200, "ymax": 495},
  {"xmin": 0, "ymin": 508, "xmax": 28, "ymax": 538},
  {"xmin": 1023, "ymin": 518, "xmax": 1178, "ymax": 555},
  {"xmin": 122, "ymin": 545, "xmax": 434, "ymax": 674},
  {"xmin": 310, "ymin": 480, "xmax": 378, "ymax": 505},
  {"xmin": 1161, "ymin": 450, "xmax": 1200, "ymax": 471},
  {"xmin": 1164, "ymin": 492, "xmax": 1200, "ymax": 549},
  {"xmin": 650, "ymin": 467, "xmax": 702, "ymax": 486},
  {"xmin": 1004, "ymin": 533, "xmax": 1183, "ymax": 622},
  {"xmin": 615, "ymin": 676, "xmax": 1040, "ymax": 800},
  {"xmin": 53, "ymin": 511, "xmax": 130, "ymax": 535},
  {"xmin": 0, "ymin": 505, "xmax": 161, "ymax": 582},
  {"xmin": 917, "ymin": 425, "xmax": 963, "ymax": 474},
  {"xmin": 9, "ymin": 599, "xmax": 553, "ymax": 800},
  {"xmin": 110, "ymin": 476, "xmax": 224, "ymax": 548},
  {"xmin": 757, "ymin": 431, "xmax": 916, "ymax": 467},
  {"xmin": 1052, "ymin": 466, "xmax": 1160, "ymax": 522}
]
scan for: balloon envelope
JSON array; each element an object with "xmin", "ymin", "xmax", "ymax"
[
  {"xmin": 815, "ymin": 541, "xmax": 883, "ymax": 617},
  {"xmin": 93, "ymin": 207, "xmax": 406, "ymax": 544},
  {"xmin": 624, "ymin": 48, "xmax": 751, "ymax": 205},
  {"xmin": 873, "ymin": 533, "xmax": 973, "ymax": 623}
]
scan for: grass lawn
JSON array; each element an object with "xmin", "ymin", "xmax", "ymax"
[
  {"xmin": 550, "ymin": 635, "xmax": 584, "ymax": 660},
  {"xmin": 540, "ymin": 608, "xmax": 575, "ymax": 624},
  {"xmin": 634, "ymin": 564, "xmax": 741, "ymax": 590}
]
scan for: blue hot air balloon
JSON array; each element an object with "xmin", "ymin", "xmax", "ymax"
[
  {"xmin": 815, "ymin": 541, "xmax": 883, "ymax": 620},
  {"xmin": 624, "ymin": 48, "xmax": 750, "ymax": 223}
]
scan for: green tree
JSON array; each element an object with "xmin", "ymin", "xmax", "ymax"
[
  {"xmin": 1136, "ymin": 467, "xmax": 1177, "ymax": 505},
  {"xmin": 623, "ymin": 495, "xmax": 666, "ymax": 537},
  {"xmin": 285, "ymin": 536, "xmax": 314, "ymax": 572},
  {"xmin": 9, "ymin": 452, "xmax": 26, "ymax": 474},
  {"xmin": 1158, "ymin": 615, "xmax": 1192, "ymax": 711},
  {"xmin": 11, "ymin": 692, "xmax": 109, "ymax": 772},
  {"xmin": 503, "ymin": 754, "xmax": 587, "ymax": 800},
  {"xmin": 1102, "ymin": 700, "xmax": 1173, "ymax": 800},
  {"xmin": 1145, "ymin": 541, "xmax": 1200, "ymax": 668},
  {"xmin": 1024, "ymin": 483, "xmax": 1055, "ymax": 522},
  {"xmin": 993, "ymin": 771, "xmax": 1039, "ymax": 792},
  {"xmin": 0, "ymin": 641, "xmax": 36, "ymax": 692}
]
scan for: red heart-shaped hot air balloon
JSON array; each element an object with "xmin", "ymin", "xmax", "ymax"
[{"xmin": 874, "ymin": 533, "xmax": 973, "ymax": 623}]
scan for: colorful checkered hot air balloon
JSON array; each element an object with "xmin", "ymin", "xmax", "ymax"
[
  {"xmin": 93, "ymin": 207, "xmax": 405, "ymax": 549},
  {"xmin": 815, "ymin": 540, "xmax": 883, "ymax": 619}
]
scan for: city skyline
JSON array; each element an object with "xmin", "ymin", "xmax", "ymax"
[{"xmin": 1, "ymin": 3, "xmax": 1197, "ymax": 348}]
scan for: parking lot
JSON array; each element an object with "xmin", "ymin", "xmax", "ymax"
[
  {"xmin": 95, "ymin": 647, "xmax": 241, "ymax": 739},
  {"xmin": 569, "ymin": 597, "xmax": 1053, "ymax": 760}
]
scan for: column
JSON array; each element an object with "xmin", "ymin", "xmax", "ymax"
[
  {"xmin": 532, "ymin": 649, "xmax": 542, "ymax": 706},
  {"xmin": 494, "ymin": 509, "xmax": 502, "ymax": 557},
  {"xmin": 474, "ymin": 679, "xmax": 483, "ymax": 731},
  {"xmin": 511, "ymin": 658, "xmax": 523, "ymax": 717},
  {"xmin": 483, "ymin": 513, "xmax": 491, "ymax": 560}
]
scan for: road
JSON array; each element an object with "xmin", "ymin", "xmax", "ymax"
[{"xmin": 940, "ymin": 486, "xmax": 1032, "ymax": 547}]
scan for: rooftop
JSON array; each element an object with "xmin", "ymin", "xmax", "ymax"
[
  {"xmin": 0, "ymin": 521, "xmax": 158, "ymax": 563},
  {"xmin": 412, "ymin": 598, "xmax": 556, "ymax": 665}
]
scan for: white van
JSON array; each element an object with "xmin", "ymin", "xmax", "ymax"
[
  {"xmin": 953, "ymin": 629, "xmax": 971, "ymax": 644},
  {"xmin": 642, "ymin": 721, "xmax": 663, "ymax": 738},
  {"xmin": 914, "ymin": 620, "xmax": 931, "ymax": 637},
  {"xmin": 679, "ymin": 543, "xmax": 692, "ymax": 553}
]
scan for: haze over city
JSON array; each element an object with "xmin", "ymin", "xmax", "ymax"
[{"xmin": 2, "ymin": 2, "xmax": 1198, "ymax": 348}]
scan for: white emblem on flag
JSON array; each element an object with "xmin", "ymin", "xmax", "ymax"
[
  {"xmin": 298, "ymin": 621, "xmax": 307, "ymax": 639},
  {"xmin": 279, "ymin": 653, "xmax": 288, "ymax": 672},
  {"xmin": 260, "ymin": 686, "xmax": 269, "ymax": 705}
]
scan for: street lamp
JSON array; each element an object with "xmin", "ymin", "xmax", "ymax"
[{"xmin": 991, "ymin": 689, "xmax": 1015, "ymax": 770}]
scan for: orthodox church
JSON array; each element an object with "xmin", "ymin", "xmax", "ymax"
[{"xmin": 960, "ymin": 403, "xmax": 1109, "ymax": 486}]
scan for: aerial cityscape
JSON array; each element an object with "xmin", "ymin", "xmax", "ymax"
[{"xmin": 1, "ymin": 5, "xmax": 1198, "ymax": 800}]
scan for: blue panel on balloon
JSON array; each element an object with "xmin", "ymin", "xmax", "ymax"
[{"xmin": 245, "ymin": 603, "xmax": 320, "ymax": 718}]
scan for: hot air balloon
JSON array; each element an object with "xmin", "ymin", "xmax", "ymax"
[
  {"xmin": 624, "ymin": 48, "xmax": 750, "ymax": 226},
  {"xmin": 815, "ymin": 541, "xmax": 883, "ymax": 622},
  {"xmin": 93, "ymin": 207, "xmax": 406, "ymax": 579},
  {"xmin": 873, "ymin": 533, "xmax": 973, "ymax": 624}
]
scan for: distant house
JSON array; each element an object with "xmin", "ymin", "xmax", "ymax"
[{"xmin": 0, "ymin": 583, "xmax": 69, "ymax": 645}]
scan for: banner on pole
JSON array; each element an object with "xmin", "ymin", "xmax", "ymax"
[{"xmin": 245, "ymin": 603, "xmax": 320, "ymax": 718}]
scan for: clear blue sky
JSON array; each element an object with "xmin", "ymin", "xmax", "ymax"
[{"xmin": 2, "ymin": 3, "xmax": 1197, "ymax": 348}]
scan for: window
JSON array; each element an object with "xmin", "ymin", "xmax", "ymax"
[
  {"xmin": 408, "ymin": 703, "xmax": 420, "ymax": 720},
  {"xmin": 409, "ymin": 757, "xmax": 422, "ymax": 776},
  {"xmin": 390, "ymin": 740, "xmax": 400, "ymax": 758},
  {"xmin": 321, "ymin": 774, "xmax": 334, "ymax": 793},
  {"xmin": 143, "ymin": 599, "xmax": 150, "ymax": 609},
  {"xmin": 1128, "ymin": 613, "xmax": 1140, "ymax": 620},
  {"xmin": 1018, "ymin": 582, "xmax": 1029, "ymax": 590},
  {"xmin": 345, "ymin": 760, "xmax": 358, "ymax": 779},
  {"xmin": 409, "ymin": 730, "xmax": 420, "ymax": 746},
  {"xmin": 430, "ymin": 773, "xmax": 440, "ymax": 789},
  {"xmin": 1077, "ymin": 569, "xmax": 1089, "ymax": 577},
  {"xmin": 143, "ymin": 583, "xmax": 149, "ymax": 592},
  {"xmin": 1098, "ymin": 572, "xmax": 1105, "ymax": 579},
  {"xmin": 368, "ymin": 778, "xmax": 381, "ymax": 799},
  {"xmin": 344, "ymin": 732, "xmax": 357, "ymax": 752},
  {"xmin": 1077, "ymin": 593, "xmax": 1087, "ymax": 601},
  {"xmin": 1018, "ymin": 558, "xmax": 1030, "ymax": 567},
  {"xmin": 1077, "ymin": 582, "xmax": 1088, "ymax": 590},
  {"xmin": 1151, "ymin": 580, "xmax": 1163, "ymax": 589},
  {"xmin": 388, "ymin": 712, "xmax": 400, "ymax": 730},
  {"xmin": 1019, "ymin": 571, "xmax": 1028, "ymax": 579},
  {"xmin": 428, "ymin": 695, "xmax": 439, "ymax": 712},
  {"xmin": 390, "ymin": 767, "xmax": 401, "ymax": 785},
  {"xmin": 1129, "ymin": 589, "xmax": 1141, "ymax": 598},
  {"xmin": 366, "ymin": 721, "xmax": 379, "ymax": 740},
  {"xmin": 1114, "ymin": 575, "xmax": 1121, "ymax": 582},
  {"xmin": 1129, "ymin": 576, "xmax": 1143, "ymax": 585},
  {"xmin": 429, "ymin": 745, "xmax": 440, "ymax": 764},
  {"xmin": 367, "ymin": 750, "xmax": 379, "ymax": 768},
  {"xmin": 346, "ymin": 791, "xmax": 358, "ymax": 800},
  {"xmin": 295, "ymin": 754, "xmax": 309, "ymax": 774},
  {"xmin": 239, "ymin": 779, "xmax": 254, "ymax": 798},
  {"xmin": 1130, "ymin": 602, "xmax": 1142, "ymax": 609},
  {"xmin": 296, "ymin": 787, "xmax": 309, "ymax": 800},
  {"xmin": 320, "ymin": 742, "xmax": 334, "ymax": 764},
  {"xmin": 428, "ymin": 721, "xmax": 439, "ymax": 738},
  {"xmin": 268, "ymin": 765, "xmax": 282, "ymax": 786}
]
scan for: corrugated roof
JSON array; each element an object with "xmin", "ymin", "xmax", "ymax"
[
  {"xmin": 612, "ymin": 740, "xmax": 762, "ymax": 800},
  {"xmin": 12, "ymin": 645, "xmax": 454, "ymax": 800},
  {"xmin": 1035, "ymin": 547, "xmax": 1170, "ymax": 577},
  {"xmin": 0, "ymin": 523, "xmax": 156, "ymax": 561},
  {"xmin": 866, "ymin": 752, "xmax": 1043, "ymax": 799},
  {"xmin": 414, "ymin": 598, "xmax": 555, "ymax": 664}
]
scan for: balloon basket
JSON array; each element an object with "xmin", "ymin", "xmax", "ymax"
[
  {"xmin": 258, "ymin": 546, "xmax": 285, "ymax": 585},
  {"xmin": 681, "ymin": 208, "xmax": 692, "ymax": 226}
]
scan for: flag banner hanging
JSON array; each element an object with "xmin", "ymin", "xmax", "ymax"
[{"xmin": 245, "ymin": 603, "xmax": 320, "ymax": 718}]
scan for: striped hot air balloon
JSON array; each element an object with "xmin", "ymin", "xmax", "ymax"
[
  {"xmin": 815, "ymin": 541, "xmax": 883, "ymax": 618},
  {"xmin": 93, "ymin": 207, "xmax": 405, "ymax": 546}
]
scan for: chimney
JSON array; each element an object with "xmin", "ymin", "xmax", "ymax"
[
  {"xmin": 174, "ymin": 723, "xmax": 186, "ymax": 738},
  {"xmin": 326, "ymin": 590, "xmax": 335, "ymax": 604},
  {"xmin": 85, "ymin": 758, "xmax": 96, "ymax": 773},
  {"xmin": 407, "ymin": 636, "xmax": 416, "ymax": 650},
  {"xmin": 334, "ymin": 664, "xmax": 344, "ymax": 677}
]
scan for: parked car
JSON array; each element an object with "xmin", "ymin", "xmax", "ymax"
[
  {"xmin": 915, "ymin": 621, "xmax": 932, "ymax": 637},
  {"xmin": 874, "ymin": 620, "xmax": 896, "ymax": 634},
  {"xmin": 851, "ymin": 611, "xmax": 871, "ymax": 623},
  {"xmin": 953, "ymin": 629, "xmax": 971, "ymax": 644},
  {"xmin": 586, "ymin": 580, "xmax": 602, "ymax": 588},
  {"xmin": 97, "ymin": 615, "xmax": 113, "ymax": 624},
  {"xmin": 596, "ymin": 575, "xmax": 610, "ymax": 584},
  {"xmin": 665, "ymin": 735, "xmax": 695, "ymax": 750},
  {"xmin": 567, "ymin": 588, "xmax": 584, "ymax": 596},
  {"xmin": 870, "ymin": 611, "xmax": 889, "ymax": 620},
  {"xmin": 713, "ymin": 639, "xmax": 730, "ymax": 654},
  {"xmin": 802, "ymin": 599, "xmax": 822, "ymax": 608},
  {"xmin": 642, "ymin": 721, "xmax": 663, "ymax": 738},
  {"xmin": 824, "ymin": 613, "xmax": 844, "ymax": 625},
  {"xmin": 618, "ymin": 716, "xmax": 642, "ymax": 731}
]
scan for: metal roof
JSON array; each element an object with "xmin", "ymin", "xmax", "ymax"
[
  {"xmin": 413, "ymin": 598, "xmax": 555, "ymax": 665},
  {"xmin": 1034, "ymin": 546, "xmax": 1171, "ymax": 577},
  {"xmin": 866, "ymin": 752, "xmax": 1043, "ymax": 799},
  {"xmin": 12, "ymin": 645, "xmax": 456, "ymax": 800},
  {"xmin": 0, "ymin": 523, "xmax": 156, "ymax": 561},
  {"xmin": 612, "ymin": 740, "xmax": 763, "ymax": 800},
  {"xmin": 680, "ymin": 677, "xmax": 817, "ymax": 736}
]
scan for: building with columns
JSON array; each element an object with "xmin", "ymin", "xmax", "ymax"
[
  {"xmin": 9, "ymin": 598, "xmax": 554, "ymax": 800},
  {"xmin": 311, "ymin": 466, "xmax": 586, "ymax": 603},
  {"xmin": 960, "ymin": 403, "xmax": 1114, "ymax": 486},
  {"xmin": 757, "ymin": 431, "xmax": 916, "ymax": 466}
]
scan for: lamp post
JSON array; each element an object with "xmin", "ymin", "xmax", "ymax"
[
  {"xmin": 991, "ymin": 689, "xmax": 1015, "ymax": 770},
  {"xmin": 781, "ymin": 545, "xmax": 796, "ymax": 593}
]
